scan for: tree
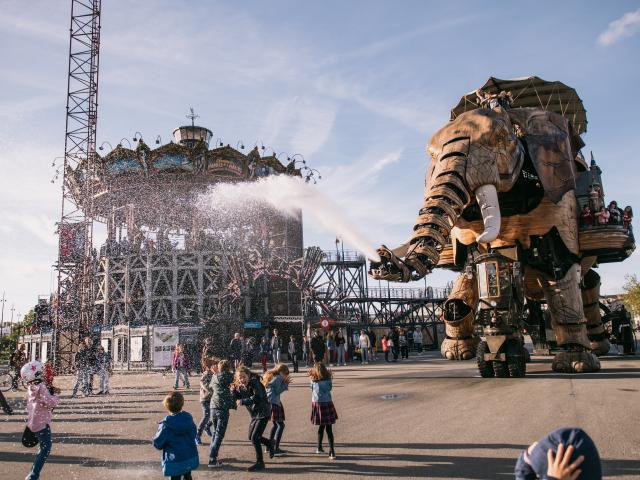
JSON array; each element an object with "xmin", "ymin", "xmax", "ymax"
[{"xmin": 622, "ymin": 275, "xmax": 640, "ymax": 317}]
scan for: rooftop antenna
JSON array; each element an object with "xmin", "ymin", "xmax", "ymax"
[{"xmin": 186, "ymin": 107, "xmax": 199, "ymax": 127}]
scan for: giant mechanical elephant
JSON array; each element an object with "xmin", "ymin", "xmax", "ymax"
[{"xmin": 370, "ymin": 96, "xmax": 611, "ymax": 373}]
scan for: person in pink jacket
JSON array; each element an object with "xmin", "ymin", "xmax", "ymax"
[{"xmin": 21, "ymin": 361, "xmax": 60, "ymax": 480}]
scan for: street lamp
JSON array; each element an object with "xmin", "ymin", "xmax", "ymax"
[
  {"xmin": 132, "ymin": 131, "xmax": 144, "ymax": 142},
  {"xmin": 118, "ymin": 138, "xmax": 132, "ymax": 149},
  {"xmin": 99, "ymin": 141, "xmax": 114, "ymax": 151}
]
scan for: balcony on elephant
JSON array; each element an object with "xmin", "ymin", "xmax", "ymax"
[{"xmin": 574, "ymin": 152, "xmax": 635, "ymax": 263}]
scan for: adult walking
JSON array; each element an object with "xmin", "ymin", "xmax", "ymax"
[
  {"xmin": 367, "ymin": 327, "xmax": 377, "ymax": 362},
  {"xmin": 358, "ymin": 330, "xmax": 370, "ymax": 364},
  {"xmin": 302, "ymin": 335, "xmax": 311, "ymax": 367},
  {"xmin": 399, "ymin": 329, "xmax": 409, "ymax": 359},
  {"xmin": 259, "ymin": 337, "xmax": 272, "ymax": 373},
  {"xmin": 413, "ymin": 326, "xmax": 423, "ymax": 353},
  {"xmin": 271, "ymin": 329, "xmax": 283, "ymax": 364},
  {"xmin": 83, "ymin": 337, "xmax": 97, "ymax": 395},
  {"xmin": 326, "ymin": 331, "xmax": 335, "ymax": 365},
  {"xmin": 335, "ymin": 331, "xmax": 346, "ymax": 366},
  {"xmin": 229, "ymin": 333, "xmax": 243, "ymax": 369},
  {"xmin": 9, "ymin": 344, "xmax": 27, "ymax": 390},
  {"xmin": 242, "ymin": 337, "xmax": 255, "ymax": 367},
  {"xmin": 288, "ymin": 335, "xmax": 300, "ymax": 373},
  {"xmin": 310, "ymin": 330, "xmax": 326, "ymax": 364},
  {"xmin": 390, "ymin": 327, "xmax": 400, "ymax": 362},
  {"xmin": 95, "ymin": 345, "xmax": 112, "ymax": 395},
  {"xmin": 71, "ymin": 342, "xmax": 90, "ymax": 398},
  {"xmin": 172, "ymin": 344, "xmax": 191, "ymax": 389}
]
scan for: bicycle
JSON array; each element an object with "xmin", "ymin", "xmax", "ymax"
[{"xmin": 0, "ymin": 371, "xmax": 25, "ymax": 392}]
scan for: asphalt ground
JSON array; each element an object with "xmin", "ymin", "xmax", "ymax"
[{"xmin": 1, "ymin": 351, "xmax": 640, "ymax": 480}]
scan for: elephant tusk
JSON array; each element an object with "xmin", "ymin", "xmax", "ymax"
[{"xmin": 474, "ymin": 184, "xmax": 501, "ymax": 244}]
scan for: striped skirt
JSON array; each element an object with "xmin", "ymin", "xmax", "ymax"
[
  {"xmin": 310, "ymin": 401, "xmax": 338, "ymax": 425},
  {"xmin": 270, "ymin": 402, "xmax": 286, "ymax": 422}
]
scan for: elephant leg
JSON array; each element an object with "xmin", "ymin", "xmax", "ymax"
[
  {"xmin": 581, "ymin": 269, "xmax": 610, "ymax": 356},
  {"xmin": 441, "ymin": 273, "xmax": 479, "ymax": 360},
  {"xmin": 539, "ymin": 264, "xmax": 600, "ymax": 373}
]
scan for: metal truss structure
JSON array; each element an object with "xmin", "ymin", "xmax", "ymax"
[
  {"xmin": 308, "ymin": 249, "xmax": 450, "ymax": 328},
  {"xmin": 53, "ymin": 0, "xmax": 101, "ymax": 371},
  {"xmin": 94, "ymin": 250, "xmax": 232, "ymax": 326}
]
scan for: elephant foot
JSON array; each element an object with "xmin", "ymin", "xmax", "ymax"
[
  {"xmin": 441, "ymin": 337, "xmax": 478, "ymax": 360},
  {"xmin": 590, "ymin": 339, "xmax": 610, "ymax": 357},
  {"xmin": 552, "ymin": 351, "xmax": 601, "ymax": 373}
]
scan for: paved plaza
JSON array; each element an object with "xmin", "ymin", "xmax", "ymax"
[{"xmin": 2, "ymin": 352, "xmax": 640, "ymax": 479}]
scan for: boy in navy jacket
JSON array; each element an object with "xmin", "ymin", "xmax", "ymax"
[{"xmin": 153, "ymin": 392, "xmax": 199, "ymax": 479}]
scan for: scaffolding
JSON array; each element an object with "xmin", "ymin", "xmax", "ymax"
[
  {"xmin": 53, "ymin": 0, "xmax": 102, "ymax": 371},
  {"xmin": 307, "ymin": 249, "xmax": 449, "ymax": 328}
]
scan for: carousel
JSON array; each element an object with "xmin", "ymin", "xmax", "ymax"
[{"xmin": 61, "ymin": 114, "xmax": 311, "ymax": 369}]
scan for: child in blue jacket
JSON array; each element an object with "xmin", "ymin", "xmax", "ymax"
[
  {"xmin": 153, "ymin": 392, "xmax": 199, "ymax": 479},
  {"xmin": 263, "ymin": 363, "xmax": 291, "ymax": 456}
]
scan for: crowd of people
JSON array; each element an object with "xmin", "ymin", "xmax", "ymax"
[
  {"xmin": 158, "ymin": 358, "xmax": 338, "ymax": 476},
  {"xmin": 579, "ymin": 199, "xmax": 633, "ymax": 229},
  {"xmin": 70, "ymin": 337, "xmax": 113, "ymax": 397},
  {"xmin": 7, "ymin": 327, "xmax": 606, "ymax": 480}
]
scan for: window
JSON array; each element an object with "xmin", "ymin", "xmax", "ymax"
[{"xmin": 478, "ymin": 261, "xmax": 500, "ymax": 298}]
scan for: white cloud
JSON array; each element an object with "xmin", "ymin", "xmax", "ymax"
[
  {"xmin": 598, "ymin": 8, "xmax": 640, "ymax": 46},
  {"xmin": 257, "ymin": 96, "xmax": 338, "ymax": 158},
  {"xmin": 313, "ymin": 73, "xmax": 446, "ymax": 133}
]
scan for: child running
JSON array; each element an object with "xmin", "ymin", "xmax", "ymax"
[
  {"xmin": 23, "ymin": 360, "xmax": 60, "ymax": 480},
  {"xmin": 196, "ymin": 357, "xmax": 216, "ymax": 445},
  {"xmin": 309, "ymin": 362, "xmax": 338, "ymax": 460},
  {"xmin": 233, "ymin": 365, "xmax": 274, "ymax": 471},
  {"xmin": 207, "ymin": 359, "xmax": 235, "ymax": 468},
  {"xmin": 153, "ymin": 391, "xmax": 199, "ymax": 480},
  {"xmin": 263, "ymin": 364, "xmax": 292, "ymax": 456}
]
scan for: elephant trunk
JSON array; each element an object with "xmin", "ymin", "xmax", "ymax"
[{"xmin": 474, "ymin": 184, "xmax": 501, "ymax": 243}]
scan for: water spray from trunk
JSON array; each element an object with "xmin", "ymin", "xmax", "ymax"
[{"xmin": 198, "ymin": 175, "xmax": 381, "ymax": 262}]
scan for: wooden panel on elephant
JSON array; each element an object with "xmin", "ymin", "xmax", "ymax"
[
  {"xmin": 579, "ymin": 228, "xmax": 631, "ymax": 251},
  {"xmin": 430, "ymin": 156, "xmax": 467, "ymax": 180},
  {"xmin": 553, "ymin": 324, "xmax": 590, "ymax": 349},
  {"xmin": 428, "ymin": 109, "xmax": 516, "ymax": 192},
  {"xmin": 437, "ymin": 244, "xmax": 454, "ymax": 267},
  {"xmin": 445, "ymin": 312, "xmax": 475, "ymax": 338},
  {"xmin": 445, "ymin": 273, "xmax": 479, "ymax": 309},
  {"xmin": 451, "ymin": 190, "xmax": 579, "ymax": 254},
  {"xmin": 523, "ymin": 268, "xmax": 545, "ymax": 300},
  {"xmin": 506, "ymin": 108, "xmax": 576, "ymax": 204},
  {"xmin": 581, "ymin": 287, "xmax": 599, "ymax": 308},
  {"xmin": 580, "ymin": 255, "xmax": 597, "ymax": 276}
]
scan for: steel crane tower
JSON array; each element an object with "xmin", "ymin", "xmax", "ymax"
[{"xmin": 52, "ymin": 0, "xmax": 101, "ymax": 371}]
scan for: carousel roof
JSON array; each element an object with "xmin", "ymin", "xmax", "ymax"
[
  {"xmin": 66, "ymin": 126, "xmax": 304, "ymax": 223},
  {"xmin": 450, "ymin": 76, "xmax": 588, "ymax": 135}
]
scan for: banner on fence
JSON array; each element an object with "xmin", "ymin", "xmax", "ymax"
[{"xmin": 153, "ymin": 326, "xmax": 179, "ymax": 367}]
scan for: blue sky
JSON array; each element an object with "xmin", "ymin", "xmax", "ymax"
[{"xmin": 0, "ymin": 0, "xmax": 639, "ymax": 317}]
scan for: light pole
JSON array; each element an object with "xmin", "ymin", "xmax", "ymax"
[
  {"xmin": 0, "ymin": 291, "xmax": 5, "ymax": 337},
  {"xmin": 9, "ymin": 303, "xmax": 15, "ymax": 339}
]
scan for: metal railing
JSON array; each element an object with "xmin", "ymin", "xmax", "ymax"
[
  {"xmin": 322, "ymin": 250, "xmax": 365, "ymax": 263},
  {"xmin": 314, "ymin": 286, "xmax": 449, "ymax": 300}
]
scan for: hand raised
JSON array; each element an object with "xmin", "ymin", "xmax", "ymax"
[{"xmin": 547, "ymin": 444, "xmax": 584, "ymax": 480}]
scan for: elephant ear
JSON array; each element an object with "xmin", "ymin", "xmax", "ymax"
[{"xmin": 508, "ymin": 108, "xmax": 578, "ymax": 204}]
